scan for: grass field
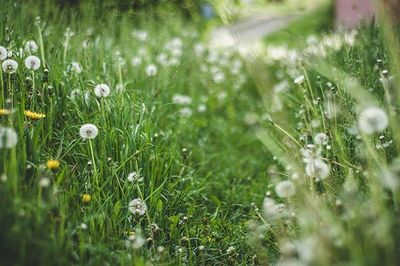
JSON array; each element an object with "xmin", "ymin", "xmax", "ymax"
[{"xmin": 1, "ymin": 0, "xmax": 400, "ymax": 265}]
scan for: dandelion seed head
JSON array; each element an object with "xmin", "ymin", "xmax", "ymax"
[
  {"xmin": 2, "ymin": 59, "xmax": 18, "ymax": 73},
  {"xmin": 0, "ymin": 46, "xmax": 7, "ymax": 60},
  {"xmin": 275, "ymin": 180, "xmax": 295, "ymax": 198},
  {"xmin": 305, "ymin": 159, "xmax": 330, "ymax": 179},
  {"xmin": 24, "ymin": 55, "xmax": 41, "ymax": 70},
  {"xmin": 79, "ymin": 124, "xmax": 98, "ymax": 139},
  {"xmin": 128, "ymin": 198, "xmax": 147, "ymax": 216},
  {"xmin": 314, "ymin": 133, "xmax": 328, "ymax": 145},
  {"xmin": 172, "ymin": 94, "xmax": 192, "ymax": 105},
  {"xmin": 80, "ymin": 222, "xmax": 88, "ymax": 230},
  {"xmin": 213, "ymin": 72, "xmax": 225, "ymax": 84},
  {"xmin": 179, "ymin": 107, "xmax": 192, "ymax": 117},
  {"xmin": 39, "ymin": 177, "xmax": 50, "ymax": 187},
  {"xmin": 71, "ymin": 62, "xmax": 82, "ymax": 74},
  {"xmin": 25, "ymin": 40, "xmax": 38, "ymax": 53},
  {"xmin": 145, "ymin": 64, "xmax": 157, "ymax": 76},
  {"xmin": 262, "ymin": 197, "xmax": 279, "ymax": 217},
  {"xmin": 126, "ymin": 233, "xmax": 145, "ymax": 249},
  {"xmin": 358, "ymin": 106, "xmax": 388, "ymax": 134},
  {"xmin": 127, "ymin": 171, "xmax": 143, "ymax": 183},
  {"xmin": 0, "ymin": 126, "xmax": 18, "ymax": 148},
  {"xmin": 94, "ymin": 84, "xmax": 110, "ymax": 97}
]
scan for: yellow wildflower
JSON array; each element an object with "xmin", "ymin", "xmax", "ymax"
[
  {"xmin": 0, "ymin": 109, "xmax": 10, "ymax": 115},
  {"xmin": 82, "ymin": 194, "xmax": 91, "ymax": 203},
  {"xmin": 46, "ymin": 159, "xmax": 60, "ymax": 170},
  {"xmin": 24, "ymin": 110, "xmax": 46, "ymax": 120}
]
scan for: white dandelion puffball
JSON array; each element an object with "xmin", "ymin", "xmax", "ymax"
[
  {"xmin": 24, "ymin": 55, "xmax": 41, "ymax": 70},
  {"xmin": 275, "ymin": 180, "xmax": 295, "ymax": 198},
  {"xmin": 94, "ymin": 84, "xmax": 110, "ymax": 98},
  {"xmin": 314, "ymin": 133, "xmax": 328, "ymax": 145},
  {"xmin": 79, "ymin": 124, "xmax": 98, "ymax": 139},
  {"xmin": 131, "ymin": 56, "xmax": 142, "ymax": 66},
  {"xmin": 127, "ymin": 171, "xmax": 142, "ymax": 183},
  {"xmin": 2, "ymin": 59, "xmax": 18, "ymax": 73},
  {"xmin": 262, "ymin": 197, "xmax": 279, "ymax": 217},
  {"xmin": 25, "ymin": 40, "xmax": 38, "ymax": 53},
  {"xmin": 71, "ymin": 62, "xmax": 82, "ymax": 74},
  {"xmin": 0, "ymin": 127, "xmax": 18, "ymax": 148},
  {"xmin": 294, "ymin": 75, "xmax": 305, "ymax": 85},
  {"xmin": 0, "ymin": 46, "xmax": 7, "ymax": 60},
  {"xmin": 305, "ymin": 159, "xmax": 330, "ymax": 179},
  {"xmin": 358, "ymin": 106, "xmax": 388, "ymax": 134},
  {"xmin": 128, "ymin": 198, "xmax": 147, "ymax": 216},
  {"xmin": 145, "ymin": 64, "xmax": 157, "ymax": 76},
  {"xmin": 172, "ymin": 94, "xmax": 192, "ymax": 105}
]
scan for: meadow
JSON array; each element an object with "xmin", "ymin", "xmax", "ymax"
[{"xmin": 1, "ymin": 0, "xmax": 400, "ymax": 265}]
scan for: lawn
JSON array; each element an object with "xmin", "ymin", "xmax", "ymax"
[{"xmin": 1, "ymin": 0, "xmax": 400, "ymax": 265}]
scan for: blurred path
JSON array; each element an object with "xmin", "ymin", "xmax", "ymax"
[{"xmin": 210, "ymin": 12, "xmax": 298, "ymax": 54}]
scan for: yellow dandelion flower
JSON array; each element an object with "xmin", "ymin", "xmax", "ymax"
[
  {"xmin": 46, "ymin": 159, "xmax": 60, "ymax": 170},
  {"xmin": 0, "ymin": 109, "xmax": 10, "ymax": 115},
  {"xmin": 82, "ymin": 194, "xmax": 91, "ymax": 203},
  {"xmin": 24, "ymin": 110, "xmax": 46, "ymax": 120}
]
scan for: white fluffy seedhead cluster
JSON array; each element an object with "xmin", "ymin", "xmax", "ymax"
[
  {"xmin": 0, "ymin": 127, "xmax": 18, "ymax": 148},
  {"xmin": 128, "ymin": 198, "xmax": 147, "ymax": 216},
  {"xmin": 79, "ymin": 124, "xmax": 98, "ymax": 139},
  {"xmin": 94, "ymin": 84, "xmax": 110, "ymax": 98},
  {"xmin": 358, "ymin": 106, "xmax": 388, "ymax": 134}
]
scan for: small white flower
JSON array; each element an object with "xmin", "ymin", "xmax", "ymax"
[
  {"xmin": 25, "ymin": 40, "xmax": 38, "ymax": 53},
  {"xmin": 128, "ymin": 198, "xmax": 147, "ymax": 216},
  {"xmin": 0, "ymin": 46, "xmax": 7, "ymax": 60},
  {"xmin": 0, "ymin": 127, "xmax": 18, "ymax": 148},
  {"xmin": 2, "ymin": 59, "xmax": 18, "ymax": 73},
  {"xmin": 294, "ymin": 75, "xmax": 305, "ymax": 85},
  {"xmin": 39, "ymin": 177, "xmax": 50, "ymax": 187},
  {"xmin": 314, "ymin": 133, "xmax": 328, "ymax": 145},
  {"xmin": 145, "ymin": 64, "xmax": 157, "ymax": 76},
  {"xmin": 94, "ymin": 84, "xmax": 110, "ymax": 98},
  {"xmin": 275, "ymin": 180, "xmax": 295, "ymax": 198},
  {"xmin": 79, "ymin": 124, "xmax": 98, "ymax": 139},
  {"xmin": 358, "ymin": 106, "xmax": 388, "ymax": 134},
  {"xmin": 24, "ymin": 55, "xmax": 41, "ymax": 70},
  {"xmin": 305, "ymin": 159, "xmax": 330, "ymax": 179}
]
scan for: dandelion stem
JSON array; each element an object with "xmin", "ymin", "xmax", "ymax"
[
  {"xmin": 268, "ymin": 120, "xmax": 302, "ymax": 148},
  {"xmin": 89, "ymin": 139, "xmax": 98, "ymax": 187},
  {"xmin": 0, "ymin": 69, "xmax": 4, "ymax": 108}
]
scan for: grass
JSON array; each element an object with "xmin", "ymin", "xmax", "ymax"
[
  {"xmin": 1, "ymin": 0, "xmax": 400, "ymax": 265},
  {"xmin": 0, "ymin": 1, "xmax": 269, "ymax": 265},
  {"xmin": 264, "ymin": 2, "xmax": 334, "ymax": 46}
]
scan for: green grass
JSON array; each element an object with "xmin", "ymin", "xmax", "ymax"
[
  {"xmin": 264, "ymin": 3, "xmax": 334, "ymax": 46},
  {"xmin": 0, "ymin": 1, "xmax": 270, "ymax": 265},
  {"xmin": 1, "ymin": 0, "xmax": 400, "ymax": 265}
]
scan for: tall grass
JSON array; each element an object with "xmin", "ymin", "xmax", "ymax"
[
  {"xmin": 252, "ymin": 5, "xmax": 400, "ymax": 264},
  {"xmin": 0, "ymin": 1, "xmax": 268, "ymax": 265}
]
